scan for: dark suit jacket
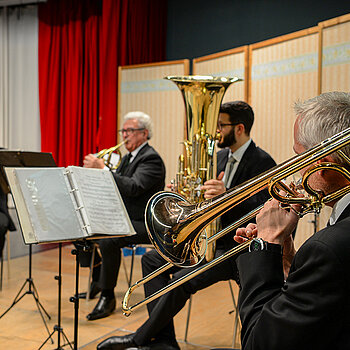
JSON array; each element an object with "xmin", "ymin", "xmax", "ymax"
[
  {"xmin": 216, "ymin": 141, "xmax": 276, "ymax": 250},
  {"xmin": 0, "ymin": 187, "xmax": 15, "ymax": 232},
  {"xmin": 113, "ymin": 142, "xmax": 165, "ymax": 236},
  {"xmin": 236, "ymin": 203, "xmax": 350, "ymax": 350}
]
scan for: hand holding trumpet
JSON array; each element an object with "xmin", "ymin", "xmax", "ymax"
[{"xmin": 83, "ymin": 154, "xmax": 105, "ymax": 169}]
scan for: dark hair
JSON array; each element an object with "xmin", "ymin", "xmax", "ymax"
[{"xmin": 219, "ymin": 101, "xmax": 254, "ymax": 135}]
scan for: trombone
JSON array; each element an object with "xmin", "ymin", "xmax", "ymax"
[
  {"xmin": 122, "ymin": 127, "xmax": 350, "ymax": 316},
  {"xmin": 97, "ymin": 140, "xmax": 126, "ymax": 170}
]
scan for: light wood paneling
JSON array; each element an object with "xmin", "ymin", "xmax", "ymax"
[
  {"xmin": 320, "ymin": 14, "xmax": 350, "ymax": 93},
  {"xmin": 249, "ymin": 28, "xmax": 320, "ymax": 249},
  {"xmin": 193, "ymin": 46, "xmax": 248, "ymax": 102}
]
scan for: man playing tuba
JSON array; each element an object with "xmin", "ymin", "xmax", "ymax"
[{"xmin": 97, "ymin": 101, "xmax": 276, "ymax": 350}]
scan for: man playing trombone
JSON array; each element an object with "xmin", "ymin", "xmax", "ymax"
[
  {"xmin": 97, "ymin": 101, "xmax": 276, "ymax": 350},
  {"xmin": 234, "ymin": 92, "xmax": 350, "ymax": 350}
]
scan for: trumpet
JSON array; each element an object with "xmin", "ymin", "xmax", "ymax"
[
  {"xmin": 122, "ymin": 127, "xmax": 350, "ymax": 316},
  {"xmin": 96, "ymin": 140, "xmax": 126, "ymax": 170}
]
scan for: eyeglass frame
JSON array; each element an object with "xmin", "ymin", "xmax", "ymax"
[
  {"xmin": 217, "ymin": 122, "xmax": 242, "ymax": 130},
  {"xmin": 118, "ymin": 127, "xmax": 145, "ymax": 135}
]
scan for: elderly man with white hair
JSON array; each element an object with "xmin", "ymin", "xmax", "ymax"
[{"xmin": 83, "ymin": 111, "xmax": 166, "ymax": 321}]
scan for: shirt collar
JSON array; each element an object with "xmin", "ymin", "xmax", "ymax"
[
  {"xmin": 228, "ymin": 139, "xmax": 252, "ymax": 162},
  {"xmin": 329, "ymin": 192, "xmax": 350, "ymax": 225},
  {"xmin": 129, "ymin": 141, "xmax": 148, "ymax": 162}
]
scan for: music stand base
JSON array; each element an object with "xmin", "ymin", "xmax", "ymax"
[
  {"xmin": 0, "ymin": 245, "xmax": 51, "ymax": 340},
  {"xmin": 38, "ymin": 325, "xmax": 74, "ymax": 350}
]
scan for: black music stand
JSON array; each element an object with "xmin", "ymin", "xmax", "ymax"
[
  {"xmin": 0, "ymin": 151, "xmax": 57, "ymax": 345},
  {"xmin": 39, "ymin": 242, "xmax": 73, "ymax": 350}
]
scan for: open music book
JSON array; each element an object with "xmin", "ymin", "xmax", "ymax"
[{"xmin": 5, "ymin": 166, "xmax": 135, "ymax": 244}]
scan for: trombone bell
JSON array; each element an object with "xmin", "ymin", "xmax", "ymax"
[{"xmin": 145, "ymin": 191, "xmax": 207, "ymax": 267}]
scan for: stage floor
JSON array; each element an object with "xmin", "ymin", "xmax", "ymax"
[{"xmin": 0, "ymin": 244, "xmax": 241, "ymax": 349}]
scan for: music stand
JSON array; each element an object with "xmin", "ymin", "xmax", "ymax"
[{"xmin": 0, "ymin": 151, "xmax": 56, "ymax": 345}]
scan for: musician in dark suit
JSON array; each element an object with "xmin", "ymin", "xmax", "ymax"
[
  {"xmin": 233, "ymin": 92, "xmax": 350, "ymax": 350},
  {"xmin": 0, "ymin": 186, "xmax": 16, "ymax": 259},
  {"xmin": 83, "ymin": 111, "xmax": 166, "ymax": 321},
  {"xmin": 97, "ymin": 101, "xmax": 276, "ymax": 350}
]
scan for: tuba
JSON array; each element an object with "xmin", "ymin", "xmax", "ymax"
[
  {"xmin": 96, "ymin": 140, "xmax": 126, "ymax": 170},
  {"xmin": 167, "ymin": 75, "xmax": 242, "ymax": 263}
]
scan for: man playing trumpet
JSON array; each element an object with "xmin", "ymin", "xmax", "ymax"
[
  {"xmin": 83, "ymin": 111, "xmax": 166, "ymax": 321},
  {"xmin": 235, "ymin": 92, "xmax": 350, "ymax": 350}
]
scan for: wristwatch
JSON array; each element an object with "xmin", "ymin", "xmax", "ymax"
[{"xmin": 249, "ymin": 238, "xmax": 282, "ymax": 254}]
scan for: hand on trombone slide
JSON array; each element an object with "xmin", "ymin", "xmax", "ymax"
[{"xmin": 234, "ymin": 198, "xmax": 301, "ymax": 278}]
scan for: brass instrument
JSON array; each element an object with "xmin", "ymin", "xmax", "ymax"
[
  {"xmin": 167, "ymin": 75, "xmax": 242, "ymax": 262},
  {"xmin": 96, "ymin": 140, "xmax": 126, "ymax": 170},
  {"xmin": 122, "ymin": 127, "xmax": 350, "ymax": 316}
]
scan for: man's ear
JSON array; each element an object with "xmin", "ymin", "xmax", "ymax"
[
  {"xmin": 315, "ymin": 156, "xmax": 336, "ymax": 177},
  {"xmin": 235, "ymin": 123, "xmax": 245, "ymax": 136}
]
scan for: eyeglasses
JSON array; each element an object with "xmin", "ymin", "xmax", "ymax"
[
  {"xmin": 118, "ymin": 128, "xmax": 145, "ymax": 135},
  {"xmin": 217, "ymin": 122, "xmax": 241, "ymax": 130}
]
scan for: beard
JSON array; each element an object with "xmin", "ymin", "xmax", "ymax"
[{"xmin": 218, "ymin": 131, "xmax": 236, "ymax": 149}]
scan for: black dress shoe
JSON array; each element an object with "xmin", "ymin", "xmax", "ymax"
[
  {"xmin": 78, "ymin": 281, "xmax": 101, "ymax": 299},
  {"xmin": 97, "ymin": 333, "xmax": 136, "ymax": 350},
  {"xmin": 86, "ymin": 295, "xmax": 116, "ymax": 321}
]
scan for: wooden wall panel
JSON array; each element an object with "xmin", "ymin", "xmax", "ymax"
[
  {"xmin": 119, "ymin": 60, "xmax": 189, "ymax": 186},
  {"xmin": 193, "ymin": 47, "xmax": 248, "ymax": 103},
  {"xmin": 249, "ymin": 29, "xmax": 320, "ymax": 249},
  {"xmin": 320, "ymin": 14, "xmax": 350, "ymax": 92}
]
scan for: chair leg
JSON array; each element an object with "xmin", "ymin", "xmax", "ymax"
[
  {"xmin": 0, "ymin": 254, "xmax": 3, "ymax": 291},
  {"xmin": 228, "ymin": 280, "xmax": 240, "ymax": 348},
  {"xmin": 86, "ymin": 244, "xmax": 96, "ymax": 301},
  {"xmin": 184, "ymin": 294, "xmax": 192, "ymax": 342},
  {"xmin": 6, "ymin": 230, "xmax": 10, "ymax": 277},
  {"xmin": 128, "ymin": 245, "xmax": 137, "ymax": 287}
]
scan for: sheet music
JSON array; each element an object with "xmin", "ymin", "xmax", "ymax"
[
  {"xmin": 67, "ymin": 166, "xmax": 135, "ymax": 236},
  {"xmin": 13, "ymin": 168, "xmax": 84, "ymax": 242}
]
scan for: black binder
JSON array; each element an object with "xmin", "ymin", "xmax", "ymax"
[{"xmin": 0, "ymin": 150, "xmax": 56, "ymax": 194}]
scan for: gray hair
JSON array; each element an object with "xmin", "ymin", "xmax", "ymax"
[
  {"xmin": 123, "ymin": 111, "xmax": 153, "ymax": 139},
  {"xmin": 294, "ymin": 91, "xmax": 350, "ymax": 163}
]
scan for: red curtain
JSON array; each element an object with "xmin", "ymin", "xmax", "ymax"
[{"xmin": 38, "ymin": 0, "xmax": 167, "ymax": 166}]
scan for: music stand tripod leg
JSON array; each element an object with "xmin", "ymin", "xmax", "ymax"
[
  {"xmin": 38, "ymin": 243, "xmax": 73, "ymax": 350},
  {"xmin": 0, "ymin": 244, "xmax": 52, "ymax": 341}
]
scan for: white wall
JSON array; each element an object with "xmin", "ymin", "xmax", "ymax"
[{"xmin": 0, "ymin": 5, "xmax": 40, "ymax": 151}]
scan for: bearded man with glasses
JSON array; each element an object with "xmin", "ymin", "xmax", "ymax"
[
  {"xmin": 96, "ymin": 101, "xmax": 276, "ymax": 350},
  {"xmin": 82, "ymin": 111, "xmax": 166, "ymax": 321}
]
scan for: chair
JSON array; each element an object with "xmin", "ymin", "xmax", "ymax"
[
  {"xmin": 0, "ymin": 230, "xmax": 11, "ymax": 291},
  {"xmin": 122, "ymin": 244, "xmax": 154, "ymax": 287},
  {"xmin": 184, "ymin": 280, "xmax": 240, "ymax": 348}
]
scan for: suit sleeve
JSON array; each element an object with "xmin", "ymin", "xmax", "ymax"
[
  {"xmin": 112, "ymin": 153, "xmax": 165, "ymax": 198},
  {"xmin": 237, "ymin": 239, "xmax": 346, "ymax": 350}
]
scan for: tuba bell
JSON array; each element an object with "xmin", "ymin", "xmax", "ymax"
[{"xmin": 166, "ymin": 75, "xmax": 242, "ymax": 264}]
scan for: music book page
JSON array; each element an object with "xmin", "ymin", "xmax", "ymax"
[{"xmin": 5, "ymin": 167, "xmax": 135, "ymax": 244}]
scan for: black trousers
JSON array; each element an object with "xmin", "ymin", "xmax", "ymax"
[
  {"xmin": 133, "ymin": 247, "xmax": 239, "ymax": 346},
  {"xmin": 98, "ymin": 220, "xmax": 150, "ymax": 290},
  {"xmin": 0, "ymin": 212, "xmax": 9, "ymax": 259}
]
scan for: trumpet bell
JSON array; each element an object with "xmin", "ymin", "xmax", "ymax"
[{"xmin": 145, "ymin": 191, "xmax": 207, "ymax": 267}]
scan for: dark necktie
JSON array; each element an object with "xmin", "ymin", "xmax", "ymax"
[
  {"xmin": 224, "ymin": 156, "xmax": 236, "ymax": 188},
  {"xmin": 119, "ymin": 153, "xmax": 132, "ymax": 175}
]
